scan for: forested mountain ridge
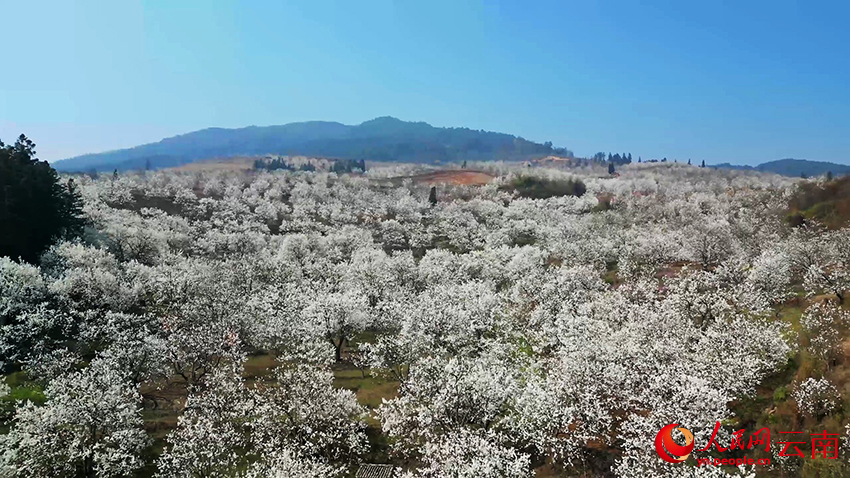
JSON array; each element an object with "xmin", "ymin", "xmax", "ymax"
[
  {"xmin": 50, "ymin": 117, "xmax": 850, "ymax": 175},
  {"xmin": 714, "ymin": 158, "xmax": 850, "ymax": 177},
  {"xmin": 52, "ymin": 117, "xmax": 565, "ymax": 172}
]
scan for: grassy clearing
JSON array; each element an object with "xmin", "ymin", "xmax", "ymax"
[
  {"xmin": 333, "ymin": 366, "xmax": 399, "ymax": 410},
  {"xmin": 244, "ymin": 353, "xmax": 278, "ymax": 379}
]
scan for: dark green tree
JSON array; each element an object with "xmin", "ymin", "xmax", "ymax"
[
  {"xmin": 462, "ymin": 160, "xmax": 467, "ymax": 169},
  {"xmin": 0, "ymin": 135, "xmax": 86, "ymax": 264},
  {"xmin": 608, "ymin": 162, "xmax": 615, "ymax": 174},
  {"xmin": 701, "ymin": 160, "xmax": 705, "ymax": 168},
  {"xmin": 827, "ymin": 171, "xmax": 834, "ymax": 181},
  {"xmin": 428, "ymin": 186, "xmax": 437, "ymax": 206}
]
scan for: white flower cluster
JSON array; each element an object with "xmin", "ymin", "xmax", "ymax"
[
  {"xmin": 0, "ymin": 162, "xmax": 823, "ymax": 476},
  {"xmin": 793, "ymin": 377, "xmax": 841, "ymax": 417},
  {"xmin": 801, "ymin": 302, "xmax": 850, "ymax": 363}
]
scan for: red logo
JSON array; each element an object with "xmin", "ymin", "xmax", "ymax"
[{"xmin": 655, "ymin": 424, "xmax": 694, "ymax": 463}]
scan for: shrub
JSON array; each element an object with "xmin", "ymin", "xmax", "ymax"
[
  {"xmin": 788, "ymin": 176, "xmax": 850, "ymax": 229},
  {"xmin": 500, "ymin": 175, "xmax": 586, "ymax": 199}
]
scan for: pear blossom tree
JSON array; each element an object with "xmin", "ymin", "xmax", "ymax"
[
  {"xmin": 800, "ymin": 302, "xmax": 850, "ymax": 367},
  {"xmin": 157, "ymin": 360, "xmax": 367, "ymax": 477},
  {"xmin": 0, "ymin": 161, "xmax": 829, "ymax": 477},
  {"xmin": 2, "ymin": 360, "xmax": 148, "ymax": 477},
  {"xmin": 793, "ymin": 377, "xmax": 841, "ymax": 418}
]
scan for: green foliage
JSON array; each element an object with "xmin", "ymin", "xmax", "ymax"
[
  {"xmin": 1, "ymin": 374, "xmax": 46, "ymax": 422},
  {"xmin": 592, "ymin": 197, "xmax": 613, "ymax": 212},
  {"xmin": 0, "ymin": 135, "xmax": 86, "ymax": 264},
  {"xmin": 802, "ymin": 455, "xmax": 849, "ymax": 477},
  {"xmin": 788, "ymin": 175, "xmax": 850, "ymax": 229},
  {"xmin": 4, "ymin": 371, "xmax": 31, "ymax": 388},
  {"xmin": 773, "ymin": 385, "xmax": 788, "ymax": 402},
  {"xmin": 3, "ymin": 384, "xmax": 46, "ymax": 405},
  {"xmin": 500, "ymin": 175, "xmax": 587, "ymax": 199},
  {"xmin": 785, "ymin": 211, "xmax": 805, "ymax": 228},
  {"xmin": 254, "ymin": 158, "xmax": 317, "ymax": 172},
  {"xmin": 254, "ymin": 157, "xmax": 294, "ymax": 171},
  {"xmin": 595, "ymin": 152, "xmax": 633, "ymax": 166},
  {"xmin": 330, "ymin": 159, "xmax": 366, "ymax": 174}
]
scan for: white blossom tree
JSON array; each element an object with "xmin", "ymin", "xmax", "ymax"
[{"xmin": 2, "ymin": 360, "xmax": 148, "ymax": 477}]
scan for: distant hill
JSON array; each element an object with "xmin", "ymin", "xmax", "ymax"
[
  {"xmin": 53, "ymin": 117, "xmax": 564, "ymax": 172},
  {"xmin": 714, "ymin": 158, "xmax": 850, "ymax": 177}
]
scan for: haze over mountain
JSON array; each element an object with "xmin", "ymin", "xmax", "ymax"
[
  {"xmin": 713, "ymin": 159, "xmax": 850, "ymax": 177},
  {"xmin": 52, "ymin": 117, "xmax": 564, "ymax": 172}
]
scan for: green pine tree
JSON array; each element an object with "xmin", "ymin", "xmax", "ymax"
[{"xmin": 0, "ymin": 135, "xmax": 86, "ymax": 263}]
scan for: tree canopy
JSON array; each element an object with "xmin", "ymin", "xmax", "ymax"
[{"xmin": 0, "ymin": 135, "xmax": 85, "ymax": 264}]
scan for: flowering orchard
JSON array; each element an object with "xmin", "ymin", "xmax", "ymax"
[{"xmin": 1, "ymin": 161, "xmax": 849, "ymax": 477}]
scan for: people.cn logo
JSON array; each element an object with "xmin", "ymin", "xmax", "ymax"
[{"xmin": 655, "ymin": 424, "xmax": 694, "ymax": 463}]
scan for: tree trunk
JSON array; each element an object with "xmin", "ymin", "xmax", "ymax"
[{"xmin": 334, "ymin": 337, "xmax": 345, "ymax": 362}]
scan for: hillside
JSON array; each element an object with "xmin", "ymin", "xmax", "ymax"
[
  {"xmin": 53, "ymin": 117, "xmax": 562, "ymax": 172},
  {"xmin": 758, "ymin": 158, "xmax": 850, "ymax": 177},
  {"xmin": 715, "ymin": 158, "xmax": 850, "ymax": 177},
  {"xmin": 8, "ymin": 163, "xmax": 850, "ymax": 477},
  {"xmin": 787, "ymin": 175, "xmax": 850, "ymax": 228}
]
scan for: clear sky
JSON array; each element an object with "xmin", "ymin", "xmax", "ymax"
[{"xmin": 2, "ymin": 0, "xmax": 849, "ymax": 165}]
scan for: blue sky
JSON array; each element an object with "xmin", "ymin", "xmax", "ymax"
[{"xmin": 1, "ymin": 0, "xmax": 849, "ymax": 165}]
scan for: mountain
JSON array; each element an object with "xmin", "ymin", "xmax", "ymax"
[
  {"xmin": 713, "ymin": 158, "xmax": 850, "ymax": 177},
  {"xmin": 714, "ymin": 159, "xmax": 850, "ymax": 177},
  {"xmin": 754, "ymin": 159, "xmax": 850, "ymax": 177},
  {"xmin": 53, "ymin": 117, "xmax": 561, "ymax": 172}
]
